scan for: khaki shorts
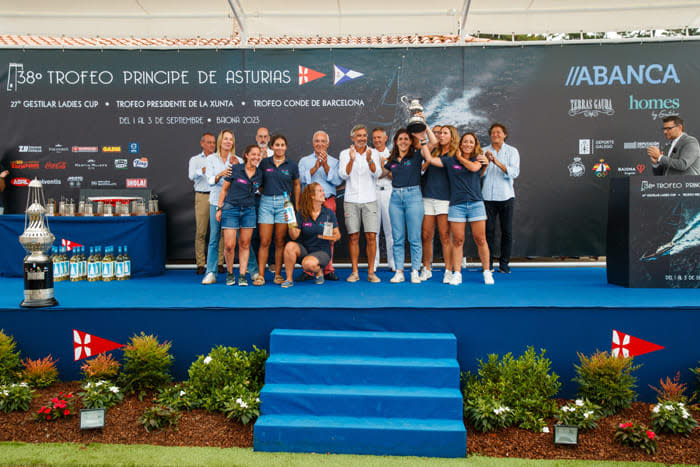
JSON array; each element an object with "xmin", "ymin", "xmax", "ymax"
[
  {"xmin": 423, "ymin": 197, "xmax": 450, "ymax": 216},
  {"xmin": 343, "ymin": 201, "xmax": 379, "ymax": 234}
]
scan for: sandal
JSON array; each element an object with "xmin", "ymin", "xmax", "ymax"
[
  {"xmin": 273, "ymin": 275, "xmax": 285, "ymax": 285},
  {"xmin": 253, "ymin": 276, "xmax": 265, "ymax": 286}
]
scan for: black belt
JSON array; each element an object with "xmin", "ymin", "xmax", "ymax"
[{"xmin": 195, "ymin": 191, "xmax": 210, "ymax": 194}]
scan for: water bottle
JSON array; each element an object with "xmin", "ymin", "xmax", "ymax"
[
  {"xmin": 283, "ymin": 192, "xmax": 297, "ymax": 229},
  {"xmin": 122, "ymin": 245, "xmax": 131, "ymax": 280},
  {"xmin": 102, "ymin": 246, "xmax": 114, "ymax": 281},
  {"xmin": 115, "ymin": 246, "xmax": 124, "ymax": 280},
  {"xmin": 87, "ymin": 247, "xmax": 98, "ymax": 282},
  {"xmin": 51, "ymin": 247, "xmax": 61, "ymax": 281},
  {"xmin": 69, "ymin": 247, "xmax": 80, "ymax": 281}
]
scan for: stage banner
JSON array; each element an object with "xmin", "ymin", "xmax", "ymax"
[{"xmin": 1, "ymin": 42, "xmax": 699, "ymax": 260}]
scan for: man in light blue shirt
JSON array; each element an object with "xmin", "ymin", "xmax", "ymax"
[
  {"xmin": 298, "ymin": 130, "xmax": 342, "ymax": 280},
  {"xmin": 188, "ymin": 132, "xmax": 216, "ymax": 274},
  {"xmin": 482, "ymin": 122, "xmax": 520, "ymax": 274}
]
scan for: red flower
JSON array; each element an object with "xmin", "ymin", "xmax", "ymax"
[
  {"xmin": 58, "ymin": 391, "xmax": 63, "ymax": 395},
  {"xmin": 64, "ymin": 409, "xmax": 70, "ymax": 416},
  {"xmin": 46, "ymin": 415, "xmax": 51, "ymax": 420},
  {"xmin": 51, "ymin": 397, "xmax": 59, "ymax": 404},
  {"xmin": 39, "ymin": 406, "xmax": 47, "ymax": 414},
  {"xmin": 647, "ymin": 430, "xmax": 656, "ymax": 440},
  {"xmin": 65, "ymin": 394, "xmax": 73, "ymax": 398},
  {"xmin": 619, "ymin": 422, "xmax": 631, "ymax": 429}
]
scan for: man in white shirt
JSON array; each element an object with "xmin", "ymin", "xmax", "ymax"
[
  {"xmin": 339, "ymin": 124, "xmax": 382, "ymax": 283},
  {"xmin": 188, "ymin": 132, "xmax": 216, "ymax": 274},
  {"xmin": 372, "ymin": 127, "xmax": 395, "ymax": 271},
  {"xmin": 256, "ymin": 127, "xmax": 274, "ymax": 158}
]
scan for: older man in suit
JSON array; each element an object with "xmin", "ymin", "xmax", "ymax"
[{"xmin": 648, "ymin": 115, "xmax": 700, "ymax": 176}]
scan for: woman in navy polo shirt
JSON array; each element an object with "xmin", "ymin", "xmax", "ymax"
[
  {"xmin": 424, "ymin": 132, "xmax": 494, "ymax": 286},
  {"xmin": 216, "ymin": 144, "xmax": 263, "ymax": 287},
  {"xmin": 255, "ymin": 134, "xmax": 301, "ymax": 286},
  {"xmin": 421, "ymin": 124, "xmax": 458, "ymax": 283},
  {"xmin": 385, "ymin": 128, "xmax": 435, "ymax": 284},
  {"xmin": 280, "ymin": 182, "xmax": 341, "ymax": 288}
]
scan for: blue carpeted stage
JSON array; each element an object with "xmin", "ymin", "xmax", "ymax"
[{"xmin": 1, "ymin": 267, "xmax": 698, "ymax": 401}]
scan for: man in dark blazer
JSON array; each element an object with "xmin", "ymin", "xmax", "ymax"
[{"xmin": 647, "ymin": 115, "xmax": 700, "ymax": 176}]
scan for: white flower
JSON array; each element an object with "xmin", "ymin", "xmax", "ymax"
[
  {"xmin": 19, "ymin": 382, "xmax": 28, "ymax": 387},
  {"xmin": 203, "ymin": 356, "xmax": 212, "ymax": 365},
  {"xmin": 235, "ymin": 398, "xmax": 249, "ymax": 409},
  {"xmin": 561, "ymin": 406, "xmax": 570, "ymax": 413},
  {"xmin": 95, "ymin": 381, "xmax": 104, "ymax": 387},
  {"xmin": 179, "ymin": 390, "xmax": 186, "ymax": 397},
  {"xmin": 1, "ymin": 390, "xmax": 8, "ymax": 397},
  {"xmin": 542, "ymin": 426, "xmax": 550, "ymax": 433},
  {"xmin": 664, "ymin": 404, "xmax": 674, "ymax": 411},
  {"xmin": 584, "ymin": 411, "xmax": 592, "ymax": 419},
  {"xmin": 109, "ymin": 386, "xmax": 119, "ymax": 394},
  {"xmin": 256, "ymin": 397, "xmax": 261, "ymax": 403},
  {"xmin": 575, "ymin": 399, "xmax": 584, "ymax": 407},
  {"xmin": 679, "ymin": 402, "xmax": 685, "ymax": 408},
  {"xmin": 652, "ymin": 405, "xmax": 660, "ymax": 413},
  {"xmin": 682, "ymin": 412, "xmax": 689, "ymax": 419}
]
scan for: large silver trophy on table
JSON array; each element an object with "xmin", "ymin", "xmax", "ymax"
[
  {"xmin": 400, "ymin": 96, "xmax": 427, "ymax": 133},
  {"xmin": 19, "ymin": 179, "xmax": 58, "ymax": 307}
]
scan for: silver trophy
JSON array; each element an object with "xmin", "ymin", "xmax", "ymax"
[
  {"xmin": 400, "ymin": 96, "xmax": 427, "ymax": 134},
  {"xmin": 19, "ymin": 179, "xmax": 58, "ymax": 307}
]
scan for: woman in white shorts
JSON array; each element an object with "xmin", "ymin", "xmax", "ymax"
[{"xmin": 423, "ymin": 132, "xmax": 494, "ymax": 285}]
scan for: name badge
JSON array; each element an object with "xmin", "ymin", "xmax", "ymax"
[
  {"xmin": 323, "ymin": 222, "xmax": 334, "ymax": 237},
  {"xmin": 452, "ymin": 165, "xmax": 463, "ymax": 170},
  {"xmin": 302, "ymin": 222, "xmax": 313, "ymax": 227},
  {"xmin": 236, "ymin": 178, "xmax": 248, "ymax": 184}
]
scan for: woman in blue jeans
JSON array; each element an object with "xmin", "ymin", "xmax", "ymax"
[
  {"xmin": 215, "ymin": 144, "xmax": 263, "ymax": 286},
  {"xmin": 384, "ymin": 127, "xmax": 435, "ymax": 283}
]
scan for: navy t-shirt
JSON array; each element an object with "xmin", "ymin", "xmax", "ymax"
[
  {"xmin": 298, "ymin": 206, "xmax": 338, "ymax": 257},
  {"xmin": 441, "ymin": 156, "xmax": 483, "ymax": 205},
  {"xmin": 260, "ymin": 157, "xmax": 299, "ymax": 196},
  {"xmin": 223, "ymin": 164, "xmax": 262, "ymax": 207},
  {"xmin": 422, "ymin": 154, "xmax": 450, "ymax": 200},
  {"xmin": 384, "ymin": 149, "xmax": 422, "ymax": 188}
]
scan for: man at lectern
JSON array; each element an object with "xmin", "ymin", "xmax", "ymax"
[{"xmin": 647, "ymin": 115, "xmax": 700, "ymax": 176}]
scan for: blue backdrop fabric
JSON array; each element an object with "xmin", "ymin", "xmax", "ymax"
[{"xmin": 0, "ymin": 268, "xmax": 698, "ymax": 400}]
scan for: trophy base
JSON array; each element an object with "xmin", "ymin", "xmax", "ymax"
[
  {"xmin": 20, "ymin": 297, "xmax": 59, "ymax": 308},
  {"xmin": 407, "ymin": 121, "xmax": 426, "ymax": 134}
]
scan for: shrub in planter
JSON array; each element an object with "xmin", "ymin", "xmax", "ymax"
[
  {"xmin": 614, "ymin": 421, "xmax": 657, "ymax": 454},
  {"xmin": 138, "ymin": 405, "xmax": 181, "ymax": 432},
  {"xmin": 81, "ymin": 353, "xmax": 120, "ymax": 382},
  {"xmin": 691, "ymin": 362, "xmax": 700, "ymax": 401},
  {"xmin": 573, "ymin": 351, "xmax": 640, "ymax": 416},
  {"xmin": 23, "ymin": 355, "xmax": 59, "ymax": 388},
  {"xmin": 462, "ymin": 346, "xmax": 561, "ymax": 432},
  {"xmin": 35, "ymin": 392, "xmax": 75, "ymax": 421},
  {"xmin": 0, "ymin": 382, "xmax": 34, "ymax": 412},
  {"xmin": 118, "ymin": 333, "xmax": 173, "ymax": 399},
  {"xmin": 187, "ymin": 345, "xmax": 267, "ymax": 412},
  {"xmin": 555, "ymin": 398, "xmax": 603, "ymax": 431},
  {"xmin": 651, "ymin": 401, "xmax": 698, "ymax": 436},
  {"xmin": 155, "ymin": 383, "xmax": 196, "ymax": 411},
  {"xmin": 78, "ymin": 380, "xmax": 124, "ymax": 409},
  {"xmin": 221, "ymin": 385, "xmax": 261, "ymax": 425},
  {"xmin": 0, "ymin": 329, "xmax": 22, "ymax": 384},
  {"xmin": 463, "ymin": 394, "xmax": 514, "ymax": 432}
]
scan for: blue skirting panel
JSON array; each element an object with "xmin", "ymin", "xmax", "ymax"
[{"xmin": 0, "ymin": 268, "xmax": 699, "ymax": 401}]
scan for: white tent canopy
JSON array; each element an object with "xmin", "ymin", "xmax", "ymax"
[{"xmin": 1, "ymin": 0, "xmax": 700, "ymax": 41}]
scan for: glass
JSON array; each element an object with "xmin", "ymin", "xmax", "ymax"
[{"xmin": 662, "ymin": 125, "xmax": 678, "ymax": 131}]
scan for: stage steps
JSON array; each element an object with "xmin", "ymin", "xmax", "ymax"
[{"xmin": 253, "ymin": 329, "xmax": 466, "ymax": 458}]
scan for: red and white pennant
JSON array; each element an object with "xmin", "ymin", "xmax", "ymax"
[
  {"xmin": 61, "ymin": 238, "xmax": 83, "ymax": 251},
  {"xmin": 612, "ymin": 329, "xmax": 664, "ymax": 358},
  {"xmin": 298, "ymin": 65, "xmax": 325, "ymax": 85},
  {"xmin": 73, "ymin": 329, "xmax": 124, "ymax": 361}
]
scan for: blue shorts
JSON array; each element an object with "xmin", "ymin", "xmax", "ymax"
[
  {"xmin": 448, "ymin": 201, "xmax": 487, "ymax": 223},
  {"xmin": 258, "ymin": 194, "xmax": 287, "ymax": 224},
  {"xmin": 221, "ymin": 204, "xmax": 257, "ymax": 229}
]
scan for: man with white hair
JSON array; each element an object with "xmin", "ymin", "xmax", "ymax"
[
  {"xmin": 298, "ymin": 130, "xmax": 342, "ymax": 281},
  {"xmin": 339, "ymin": 124, "xmax": 382, "ymax": 283}
]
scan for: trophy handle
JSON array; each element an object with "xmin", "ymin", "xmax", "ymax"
[{"xmin": 400, "ymin": 95, "xmax": 409, "ymax": 106}]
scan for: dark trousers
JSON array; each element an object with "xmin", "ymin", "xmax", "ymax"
[{"xmin": 485, "ymin": 198, "xmax": 514, "ymax": 270}]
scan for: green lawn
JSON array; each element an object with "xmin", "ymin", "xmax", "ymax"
[{"xmin": 0, "ymin": 442, "xmax": 681, "ymax": 467}]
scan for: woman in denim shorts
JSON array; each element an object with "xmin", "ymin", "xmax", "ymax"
[
  {"xmin": 256, "ymin": 134, "xmax": 300, "ymax": 285},
  {"xmin": 424, "ymin": 132, "xmax": 494, "ymax": 285},
  {"xmin": 216, "ymin": 145, "xmax": 263, "ymax": 286}
]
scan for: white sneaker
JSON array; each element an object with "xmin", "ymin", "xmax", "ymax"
[
  {"xmin": 419, "ymin": 266, "xmax": 432, "ymax": 281},
  {"xmin": 449, "ymin": 271, "xmax": 462, "ymax": 286},
  {"xmin": 443, "ymin": 270, "xmax": 452, "ymax": 284},
  {"xmin": 483, "ymin": 270, "xmax": 495, "ymax": 285},
  {"xmin": 410, "ymin": 269, "xmax": 421, "ymax": 284},
  {"xmin": 201, "ymin": 272, "xmax": 216, "ymax": 285},
  {"xmin": 390, "ymin": 271, "xmax": 405, "ymax": 283}
]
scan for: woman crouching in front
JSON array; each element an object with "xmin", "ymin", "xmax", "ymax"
[{"xmin": 281, "ymin": 182, "xmax": 341, "ymax": 288}]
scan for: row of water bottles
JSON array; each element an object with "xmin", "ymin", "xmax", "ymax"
[{"xmin": 51, "ymin": 245, "xmax": 131, "ymax": 282}]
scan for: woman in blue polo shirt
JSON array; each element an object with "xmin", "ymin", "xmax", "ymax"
[
  {"xmin": 424, "ymin": 132, "xmax": 494, "ymax": 286},
  {"xmin": 216, "ymin": 144, "xmax": 263, "ymax": 286},
  {"xmin": 385, "ymin": 128, "xmax": 435, "ymax": 284},
  {"xmin": 255, "ymin": 134, "xmax": 301, "ymax": 286},
  {"xmin": 280, "ymin": 182, "xmax": 341, "ymax": 288},
  {"xmin": 421, "ymin": 124, "xmax": 458, "ymax": 283}
]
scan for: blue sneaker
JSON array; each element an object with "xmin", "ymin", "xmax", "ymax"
[
  {"xmin": 281, "ymin": 280, "xmax": 294, "ymax": 288},
  {"xmin": 315, "ymin": 273, "xmax": 325, "ymax": 285}
]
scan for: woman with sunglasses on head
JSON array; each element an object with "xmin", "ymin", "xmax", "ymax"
[
  {"xmin": 423, "ymin": 132, "xmax": 494, "ymax": 285},
  {"xmin": 202, "ymin": 129, "xmax": 242, "ymax": 285},
  {"xmin": 255, "ymin": 134, "xmax": 301, "ymax": 286},
  {"xmin": 280, "ymin": 182, "xmax": 341, "ymax": 288},
  {"xmin": 215, "ymin": 144, "xmax": 263, "ymax": 286}
]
